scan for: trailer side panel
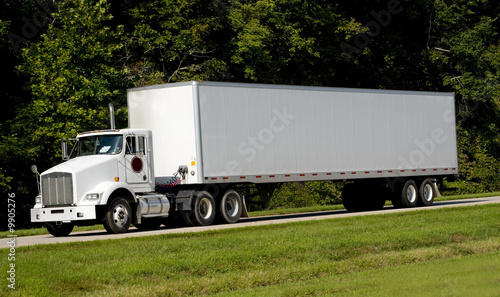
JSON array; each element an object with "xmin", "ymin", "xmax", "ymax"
[{"xmin": 196, "ymin": 83, "xmax": 457, "ymax": 182}]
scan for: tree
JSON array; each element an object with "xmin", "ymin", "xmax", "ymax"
[
  {"xmin": 224, "ymin": 0, "xmax": 356, "ymax": 85},
  {"xmin": 16, "ymin": 0, "xmax": 126, "ymax": 157},
  {"xmin": 119, "ymin": 0, "xmax": 228, "ymax": 86},
  {"xmin": 2, "ymin": 0, "xmax": 127, "ymax": 228},
  {"xmin": 425, "ymin": 0, "xmax": 500, "ymax": 192},
  {"xmin": 0, "ymin": 0, "xmax": 43, "ymax": 194}
]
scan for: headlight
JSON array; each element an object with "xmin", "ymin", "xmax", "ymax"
[
  {"xmin": 86, "ymin": 193, "xmax": 100, "ymax": 200},
  {"xmin": 35, "ymin": 196, "xmax": 42, "ymax": 204}
]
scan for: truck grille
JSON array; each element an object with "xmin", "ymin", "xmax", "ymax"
[{"xmin": 41, "ymin": 172, "xmax": 74, "ymax": 206}]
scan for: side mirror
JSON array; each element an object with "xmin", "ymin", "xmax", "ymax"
[{"xmin": 31, "ymin": 164, "xmax": 41, "ymax": 195}]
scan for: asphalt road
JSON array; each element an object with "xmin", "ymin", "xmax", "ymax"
[{"xmin": 5, "ymin": 196, "xmax": 500, "ymax": 248}]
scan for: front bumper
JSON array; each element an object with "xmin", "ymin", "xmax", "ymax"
[{"xmin": 30, "ymin": 205, "xmax": 97, "ymax": 223}]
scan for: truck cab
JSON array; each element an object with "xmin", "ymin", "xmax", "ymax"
[{"xmin": 30, "ymin": 128, "xmax": 170, "ymax": 236}]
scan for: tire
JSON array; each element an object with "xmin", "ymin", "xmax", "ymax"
[
  {"xmin": 103, "ymin": 197, "xmax": 132, "ymax": 234},
  {"xmin": 219, "ymin": 190, "xmax": 242, "ymax": 224},
  {"xmin": 400, "ymin": 180, "xmax": 418, "ymax": 208},
  {"xmin": 368, "ymin": 191, "xmax": 387, "ymax": 210},
  {"xmin": 418, "ymin": 179, "xmax": 435, "ymax": 206},
  {"xmin": 342, "ymin": 183, "xmax": 362, "ymax": 212},
  {"xmin": 390, "ymin": 184, "xmax": 403, "ymax": 208},
  {"xmin": 192, "ymin": 191, "xmax": 216, "ymax": 226},
  {"xmin": 181, "ymin": 211, "xmax": 196, "ymax": 226},
  {"xmin": 342, "ymin": 183, "xmax": 387, "ymax": 212},
  {"xmin": 45, "ymin": 223, "xmax": 74, "ymax": 237}
]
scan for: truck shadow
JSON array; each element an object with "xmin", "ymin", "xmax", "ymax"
[{"xmin": 66, "ymin": 198, "xmax": 486, "ymax": 237}]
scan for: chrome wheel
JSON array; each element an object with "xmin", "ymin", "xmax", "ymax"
[
  {"xmin": 423, "ymin": 184, "xmax": 433, "ymax": 202},
  {"xmin": 407, "ymin": 184, "xmax": 417, "ymax": 204},
  {"xmin": 199, "ymin": 197, "xmax": 213, "ymax": 220},
  {"xmin": 112, "ymin": 203, "xmax": 129, "ymax": 228},
  {"xmin": 104, "ymin": 197, "xmax": 132, "ymax": 234}
]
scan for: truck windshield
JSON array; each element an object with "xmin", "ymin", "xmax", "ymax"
[{"xmin": 78, "ymin": 135, "xmax": 123, "ymax": 156}]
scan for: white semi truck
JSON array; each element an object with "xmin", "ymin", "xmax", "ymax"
[{"xmin": 31, "ymin": 81, "xmax": 458, "ymax": 236}]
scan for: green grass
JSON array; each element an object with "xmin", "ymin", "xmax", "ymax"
[
  {"xmin": 1, "ymin": 204, "xmax": 499, "ymax": 296},
  {"xmin": 219, "ymin": 251, "xmax": 500, "ymax": 296},
  {"xmin": 2, "ymin": 191, "xmax": 499, "ymax": 238}
]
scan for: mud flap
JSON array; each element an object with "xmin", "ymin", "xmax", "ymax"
[
  {"xmin": 431, "ymin": 180, "xmax": 442, "ymax": 197},
  {"xmin": 241, "ymin": 195, "xmax": 249, "ymax": 218}
]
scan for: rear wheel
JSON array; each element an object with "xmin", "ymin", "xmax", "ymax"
[
  {"xmin": 418, "ymin": 179, "xmax": 435, "ymax": 206},
  {"xmin": 369, "ymin": 190, "xmax": 387, "ymax": 210},
  {"xmin": 219, "ymin": 190, "xmax": 242, "ymax": 224},
  {"xmin": 103, "ymin": 197, "xmax": 132, "ymax": 234},
  {"xmin": 399, "ymin": 180, "xmax": 418, "ymax": 208},
  {"xmin": 180, "ymin": 211, "xmax": 196, "ymax": 226},
  {"xmin": 45, "ymin": 223, "xmax": 74, "ymax": 237},
  {"xmin": 192, "ymin": 191, "xmax": 216, "ymax": 226},
  {"xmin": 342, "ymin": 183, "xmax": 361, "ymax": 212},
  {"xmin": 342, "ymin": 183, "xmax": 386, "ymax": 212}
]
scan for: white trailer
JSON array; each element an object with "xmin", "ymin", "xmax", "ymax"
[{"xmin": 31, "ymin": 81, "xmax": 458, "ymax": 236}]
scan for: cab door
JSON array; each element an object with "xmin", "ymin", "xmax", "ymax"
[{"xmin": 125, "ymin": 134, "xmax": 150, "ymax": 184}]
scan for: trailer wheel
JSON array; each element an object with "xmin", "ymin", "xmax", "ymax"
[
  {"xmin": 45, "ymin": 223, "xmax": 74, "ymax": 237},
  {"xmin": 399, "ymin": 180, "xmax": 418, "ymax": 208},
  {"xmin": 418, "ymin": 179, "xmax": 434, "ymax": 206},
  {"xmin": 103, "ymin": 197, "xmax": 132, "ymax": 234},
  {"xmin": 368, "ymin": 191, "xmax": 387, "ymax": 210},
  {"xmin": 342, "ymin": 183, "xmax": 386, "ymax": 211},
  {"xmin": 342, "ymin": 183, "xmax": 362, "ymax": 212},
  {"xmin": 192, "ymin": 191, "xmax": 216, "ymax": 226},
  {"xmin": 220, "ymin": 190, "xmax": 242, "ymax": 224}
]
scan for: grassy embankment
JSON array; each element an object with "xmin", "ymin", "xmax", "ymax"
[{"xmin": 1, "ymin": 203, "xmax": 499, "ymax": 296}]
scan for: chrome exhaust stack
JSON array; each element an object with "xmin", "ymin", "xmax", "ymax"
[{"xmin": 109, "ymin": 103, "xmax": 116, "ymax": 130}]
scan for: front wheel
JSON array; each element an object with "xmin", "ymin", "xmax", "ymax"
[
  {"xmin": 103, "ymin": 197, "xmax": 132, "ymax": 234},
  {"xmin": 45, "ymin": 223, "xmax": 74, "ymax": 237}
]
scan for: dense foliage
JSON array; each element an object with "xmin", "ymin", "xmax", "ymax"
[{"xmin": 1, "ymin": 0, "xmax": 499, "ymax": 228}]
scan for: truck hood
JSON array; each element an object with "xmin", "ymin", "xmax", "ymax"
[
  {"xmin": 42, "ymin": 155, "xmax": 119, "ymax": 204},
  {"xmin": 42, "ymin": 155, "xmax": 118, "ymax": 176}
]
